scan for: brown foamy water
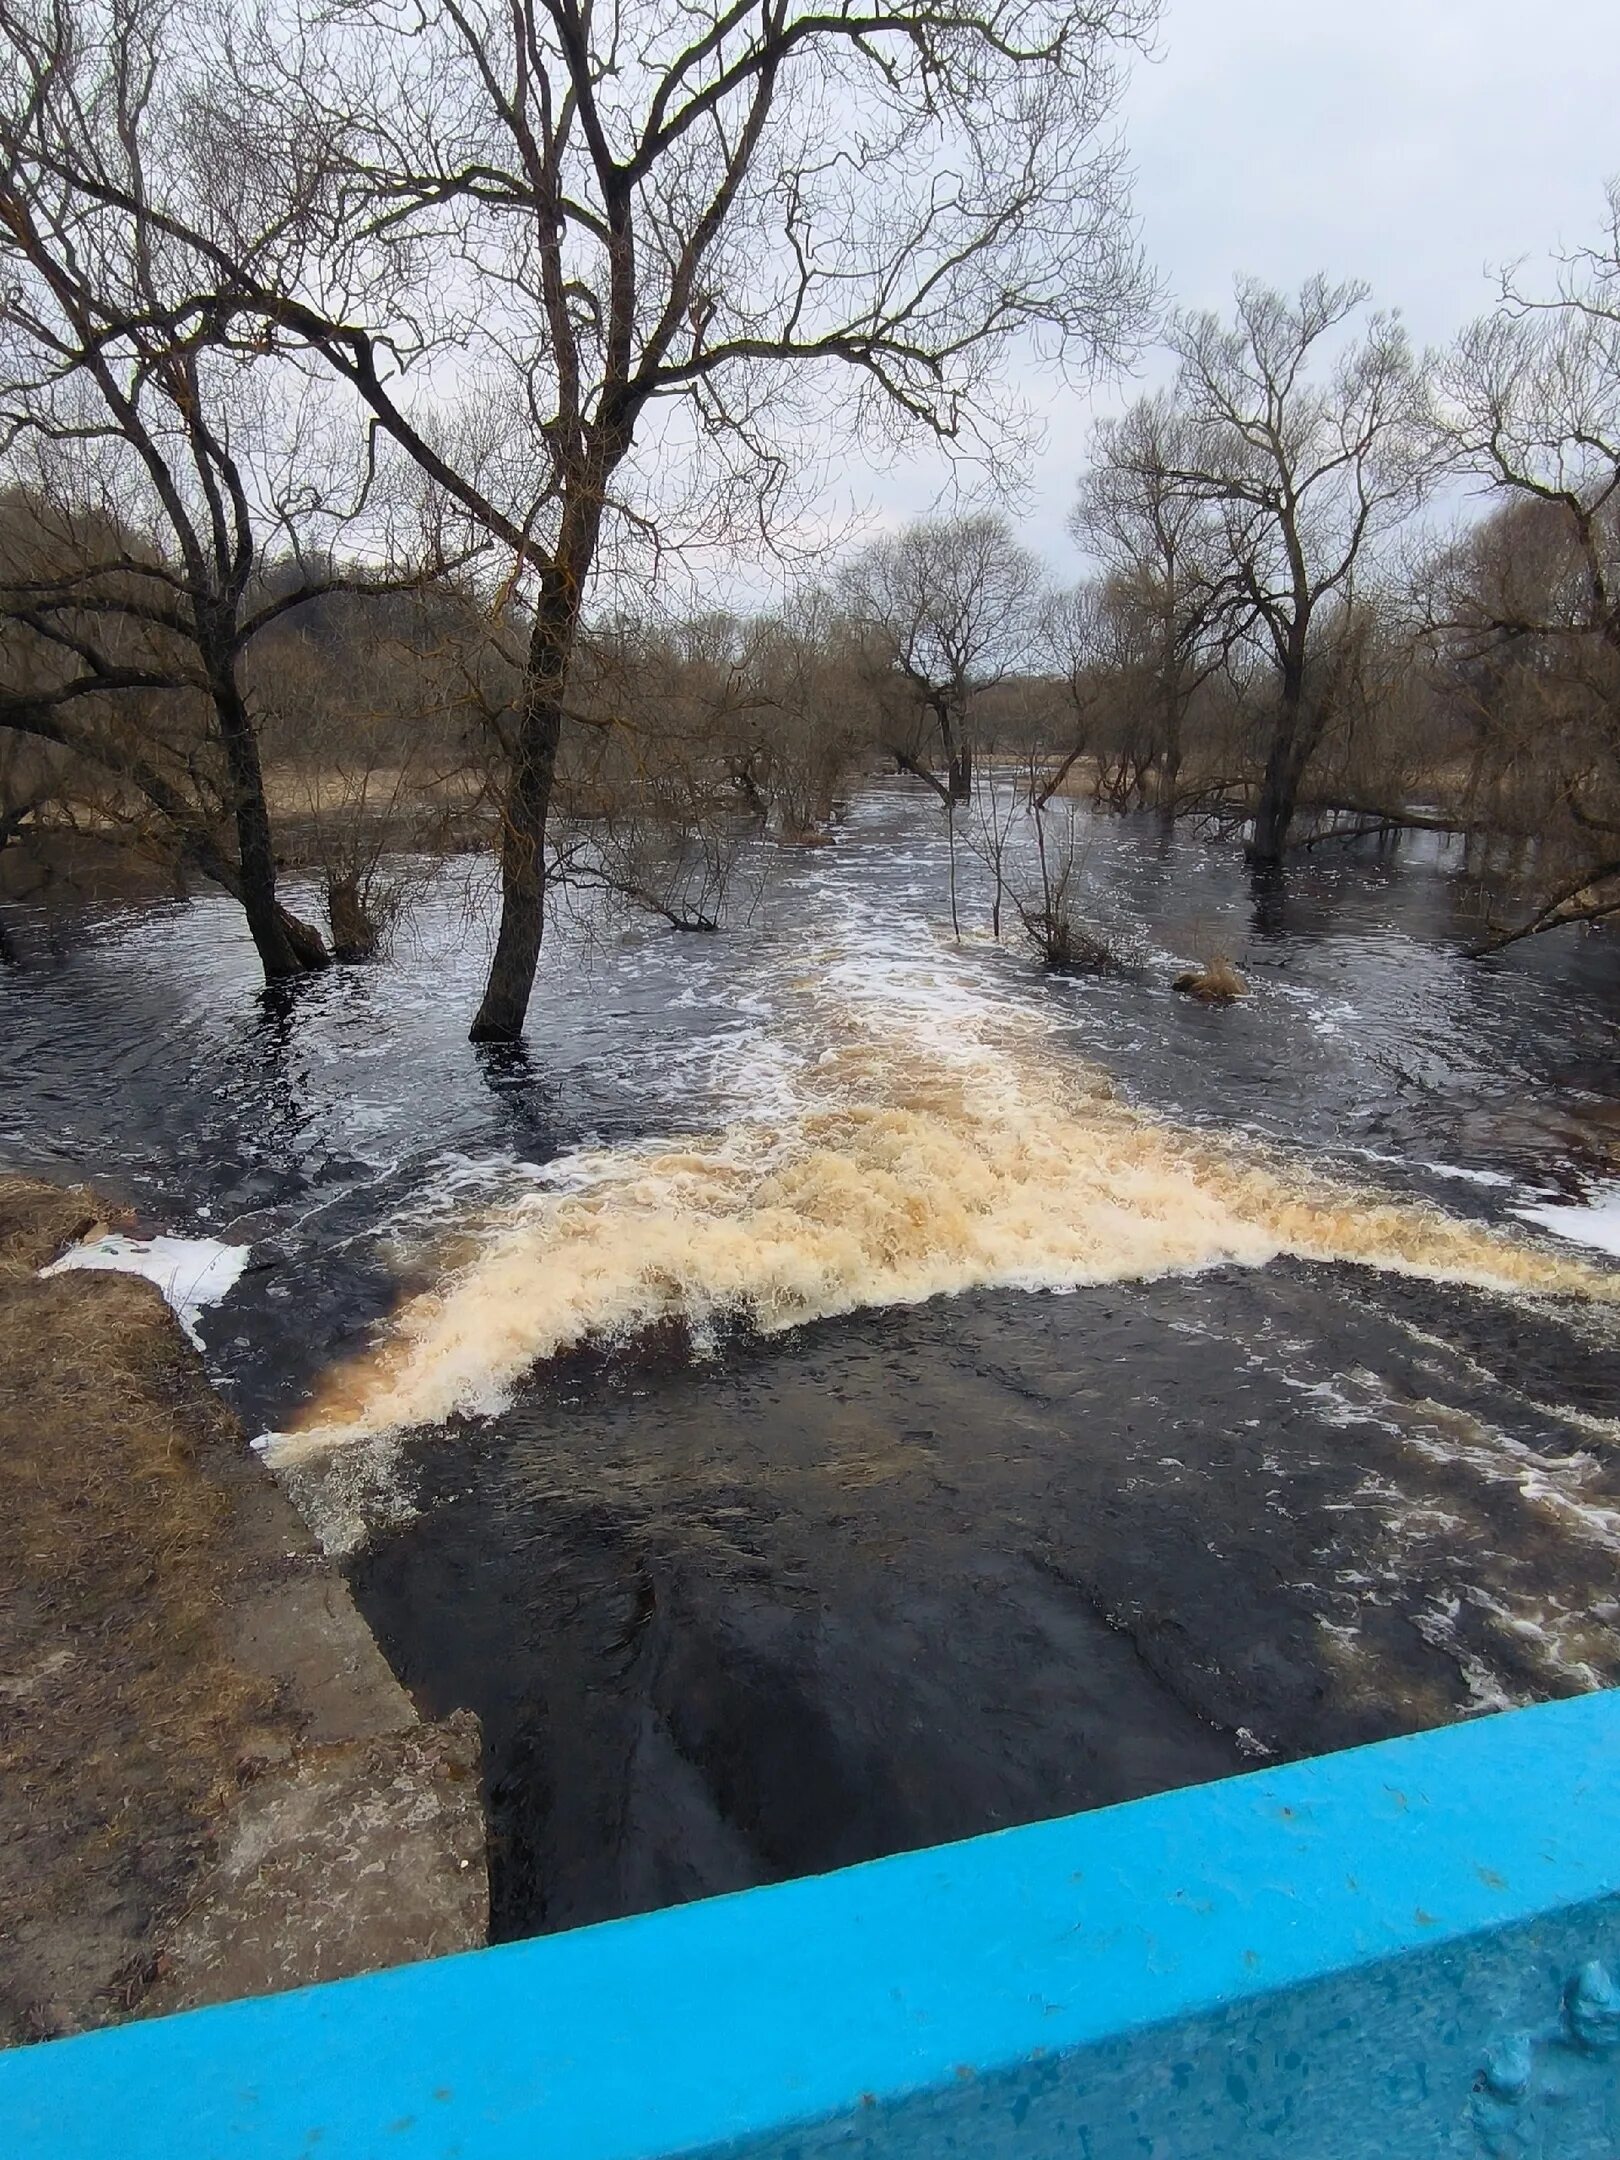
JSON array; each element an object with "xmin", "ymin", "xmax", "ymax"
[{"xmin": 270, "ymin": 1012, "xmax": 1617, "ymax": 1457}]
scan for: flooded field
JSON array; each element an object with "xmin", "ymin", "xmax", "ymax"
[{"xmin": 5, "ymin": 785, "xmax": 1620, "ymax": 1938}]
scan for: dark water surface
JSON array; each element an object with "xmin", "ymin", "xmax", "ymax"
[{"xmin": 5, "ymin": 788, "xmax": 1620, "ymax": 1939}]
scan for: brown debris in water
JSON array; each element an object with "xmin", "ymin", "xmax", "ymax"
[{"xmin": 1173, "ymin": 955, "xmax": 1248, "ymax": 1004}]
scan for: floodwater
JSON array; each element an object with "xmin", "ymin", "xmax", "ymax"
[{"xmin": 4, "ymin": 786, "xmax": 1620, "ymax": 1939}]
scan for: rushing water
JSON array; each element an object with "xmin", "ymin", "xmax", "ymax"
[{"xmin": 5, "ymin": 785, "xmax": 1620, "ymax": 1937}]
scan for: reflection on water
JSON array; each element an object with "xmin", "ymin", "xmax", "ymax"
[{"xmin": 5, "ymin": 786, "xmax": 1620, "ymax": 1937}]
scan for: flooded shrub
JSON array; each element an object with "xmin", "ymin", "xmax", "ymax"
[
  {"xmin": 1016, "ymin": 897, "xmax": 1125, "ymax": 975},
  {"xmin": 326, "ymin": 871, "xmax": 405, "ymax": 962}
]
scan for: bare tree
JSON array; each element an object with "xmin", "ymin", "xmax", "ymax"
[
  {"xmin": 1429, "ymin": 183, "xmax": 1620, "ymax": 945},
  {"xmin": 844, "ymin": 513, "xmax": 1044, "ymax": 801},
  {"xmin": 1072, "ymin": 390, "xmax": 1231, "ymax": 807},
  {"xmin": 0, "ymin": 3, "xmax": 462, "ymax": 977},
  {"xmin": 738, "ymin": 592, "xmax": 867, "ymax": 838},
  {"xmin": 35, "ymin": 0, "xmax": 1160, "ymax": 1034},
  {"xmin": 1150, "ymin": 277, "xmax": 1435, "ymax": 863},
  {"xmin": 0, "ymin": 18, "xmax": 318, "ymax": 974},
  {"xmin": 960, "ymin": 759, "xmax": 1021, "ymax": 937},
  {"xmin": 1022, "ymin": 578, "xmax": 1111, "ymax": 805}
]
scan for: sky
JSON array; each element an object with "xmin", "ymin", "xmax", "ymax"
[{"xmin": 849, "ymin": 0, "xmax": 1620, "ymax": 579}]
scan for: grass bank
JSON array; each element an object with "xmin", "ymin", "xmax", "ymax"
[{"xmin": 0, "ymin": 1176, "xmax": 486, "ymax": 2045}]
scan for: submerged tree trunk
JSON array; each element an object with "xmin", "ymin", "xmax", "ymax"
[
  {"xmin": 1249, "ymin": 737, "xmax": 1296, "ymax": 866},
  {"xmin": 932, "ymin": 695, "xmax": 973, "ymax": 802},
  {"xmin": 1157, "ymin": 663, "xmax": 1184, "ymax": 811},
  {"xmin": 1, "ymin": 689, "xmax": 326, "ymax": 977},
  {"xmin": 1248, "ymin": 652, "xmax": 1315, "ymax": 867},
  {"xmin": 891, "ymin": 747, "xmax": 953, "ymax": 806},
  {"xmin": 185, "ymin": 826, "xmax": 329, "ymax": 974},
  {"xmin": 470, "ymin": 596, "xmax": 572, "ymax": 1043},
  {"xmin": 212, "ymin": 681, "xmax": 329, "ymax": 979},
  {"xmin": 470, "ymin": 710, "xmax": 560, "ymax": 1041}
]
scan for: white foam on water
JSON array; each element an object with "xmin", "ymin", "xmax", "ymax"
[
  {"xmin": 1285, "ymin": 1355, "xmax": 1620, "ymax": 1707},
  {"xmin": 253, "ymin": 899, "xmax": 1620, "ymax": 1459},
  {"xmin": 1410, "ymin": 1596, "xmax": 1525, "ymax": 1716},
  {"xmin": 264, "ymin": 1030, "xmax": 1615, "ymax": 1458},
  {"xmin": 43, "ymin": 1233, "xmax": 250, "ymax": 1347},
  {"xmin": 1421, "ymin": 1161, "xmax": 1515, "ymax": 1189},
  {"xmin": 1516, "ymin": 1181, "xmax": 1620, "ymax": 1259},
  {"xmin": 1340, "ymin": 1146, "xmax": 1515, "ymax": 1191}
]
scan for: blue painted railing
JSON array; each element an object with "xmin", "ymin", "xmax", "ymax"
[{"xmin": 5, "ymin": 1691, "xmax": 1620, "ymax": 2157}]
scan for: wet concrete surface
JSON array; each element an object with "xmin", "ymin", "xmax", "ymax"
[{"xmin": 145, "ymin": 1713, "xmax": 485, "ymax": 2017}]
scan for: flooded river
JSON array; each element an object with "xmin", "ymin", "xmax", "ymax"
[{"xmin": 5, "ymin": 785, "xmax": 1620, "ymax": 1938}]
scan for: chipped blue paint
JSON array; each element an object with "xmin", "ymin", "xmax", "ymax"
[{"xmin": 5, "ymin": 1692, "xmax": 1620, "ymax": 2157}]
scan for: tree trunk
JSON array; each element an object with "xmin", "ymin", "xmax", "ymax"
[
  {"xmin": 1158, "ymin": 665, "xmax": 1184, "ymax": 810},
  {"xmin": 470, "ymin": 604, "xmax": 570, "ymax": 1043},
  {"xmin": 212, "ymin": 680, "xmax": 329, "ymax": 979},
  {"xmin": 275, "ymin": 903, "xmax": 332, "ymax": 969},
  {"xmin": 176, "ymin": 825, "xmax": 328, "ymax": 971},
  {"xmin": 933, "ymin": 695, "xmax": 972, "ymax": 802},
  {"xmin": 891, "ymin": 746, "xmax": 953, "ymax": 806},
  {"xmin": 1033, "ymin": 740, "xmax": 1085, "ymax": 811},
  {"xmin": 1248, "ymin": 738, "xmax": 1295, "ymax": 865},
  {"xmin": 732, "ymin": 763, "xmax": 769, "ymax": 819},
  {"xmin": 1248, "ymin": 655, "xmax": 1313, "ymax": 867},
  {"xmin": 1, "ymin": 692, "xmax": 326, "ymax": 973}
]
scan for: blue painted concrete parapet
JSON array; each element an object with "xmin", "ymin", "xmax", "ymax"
[{"xmin": 5, "ymin": 1692, "xmax": 1620, "ymax": 2157}]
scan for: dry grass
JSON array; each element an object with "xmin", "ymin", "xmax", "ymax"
[
  {"xmin": 260, "ymin": 764, "xmax": 483, "ymax": 819},
  {"xmin": 0, "ymin": 1175, "xmax": 102, "ymax": 1279},
  {"xmin": 0, "ymin": 1184, "xmax": 295, "ymax": 2040},
  {"xmin": 1173, "ymin": 954, "xmax": 1248, "ymax": 1004}
]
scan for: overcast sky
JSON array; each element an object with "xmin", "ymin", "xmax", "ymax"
[{"xmin": 848, "ymin": 0, "xmax": 1620, "ymax": 579}]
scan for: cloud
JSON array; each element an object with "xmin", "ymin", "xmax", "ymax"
[{"xmin": 844, "ymin": 0, "xmax": 1618, "ymax": 580}]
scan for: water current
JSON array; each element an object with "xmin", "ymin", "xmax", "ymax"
[{"xmin": 5, "ymin": 785, "xmax": 1620, "ymax": 1937}]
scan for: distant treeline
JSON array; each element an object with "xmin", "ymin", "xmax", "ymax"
[{"xmin": 1, "ymin": 0, "xmax": 1616, "ymax": 1013}]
